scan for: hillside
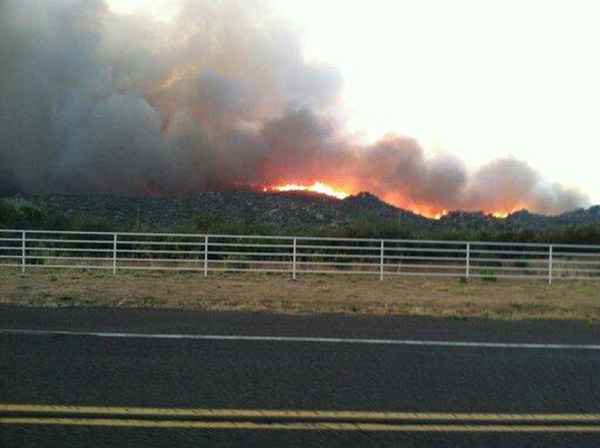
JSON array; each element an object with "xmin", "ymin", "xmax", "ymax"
[
  {"xmin": 0, "ymin": 192, "xmax": 424, "ymax": 230},
  {"xmin": 2, "ymin": 191, "xmax": 600, "ymax": 237}
]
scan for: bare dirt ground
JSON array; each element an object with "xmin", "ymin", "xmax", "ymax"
[{"xmin": 1, "ymin": 268, "xmax": 599, "ymax": 321}]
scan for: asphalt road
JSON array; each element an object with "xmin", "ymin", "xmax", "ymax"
[{"xmin": 2, "ymin": 305, "xmax": 600, "ymax": 447}]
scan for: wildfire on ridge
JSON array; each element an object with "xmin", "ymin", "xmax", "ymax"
[
  {"xmin": 264, "ymin": 182, "xmax": 349, "ymax": 200},
  {"xmin": 490, "ymin": 205, "xmax": 526, "ymax": 219},
  {"xmin": 426, "ymin": 209, "xmax": 513, "ymax": 220},
  {"xmin": 434, "ymin": 210, "xmax": 449, "ymax": 220},
  {"xmin": 264, "ymin": 181, "xmax": 521, "ymax": 219}
]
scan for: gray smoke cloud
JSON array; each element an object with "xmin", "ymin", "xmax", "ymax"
[{"xmin": 0, "ymin": 0, "xmax": 589, "ymax": 215}]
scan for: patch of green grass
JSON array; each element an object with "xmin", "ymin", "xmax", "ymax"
[{"xmin": 480, "ymin": 269, "xmax": 497, "ymax": 282}]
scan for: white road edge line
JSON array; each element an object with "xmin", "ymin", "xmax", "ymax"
[{"xmin": 1, "ymin": 329, "xmax": 600, "ymax": 350}]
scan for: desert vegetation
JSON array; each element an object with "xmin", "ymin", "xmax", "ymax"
[
  {"xmin": 2, "ymin": 195, "xmax": 600, "ymax": 245},
  {"xmin": 1, "ymin": 269, "xmax": 599, "ymax": 321}
]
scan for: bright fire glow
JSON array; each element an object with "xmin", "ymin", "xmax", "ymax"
[
  {"xmin": 267, "ymin": 182, "xmax": 349, "ymax": 200},
  {"xmin": 491, "ymin": 205, "xmax": 526, "ymax": 218},
  {"xmin": 433, "ymin": 210, "xmax": 449, "ymax": 220},
  {"xmin": 265, "ymin": 183, "xmax": 524, "ymax": 219}
]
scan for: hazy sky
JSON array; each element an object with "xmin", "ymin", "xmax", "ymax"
[{"xmin": 107, "ymin": 0, "xmax": 600, "ymax": 203}]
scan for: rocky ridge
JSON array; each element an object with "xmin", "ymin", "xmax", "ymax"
[{"xmin": 3, "ymin": 191, "xmax": 600, "ymax": 233}]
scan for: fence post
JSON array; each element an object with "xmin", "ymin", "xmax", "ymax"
[
  {"xmin": 204, "ymin": 235, "xmax": 208, "ymax": 277},
  {"xmin": 380, "ymin": 240, "xmax": 384, "ymax": 281},
  {"xmin": 112, "ymin": 233, "xmax": 118, "ymax": 275},
  {"xmin": 293, "ymin": 238, "xmax": 297, "ymax": 280},
  {"xmin": 21, "ymin": 231, "xmax": 26, "ymax": 273},
  {"xmin": 465, "ymin": 242, "xmax": 470, "ymax": 281},
  {"xmin": 548, "ymin": 245, "xmax": 553, "ymax": 285}
]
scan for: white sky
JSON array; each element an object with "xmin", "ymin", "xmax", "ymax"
[{"xmin": 107, "ymin": 0, "xmax": 600, "ymax": 203}]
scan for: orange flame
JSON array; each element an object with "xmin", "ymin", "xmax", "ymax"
[
  {"xmin": 265, "ymin": 181, "xmax": 528, "ymax": 219},
  {"xmin": 433, "ymin": 210, "xmax": 449, "ymax": 220},
  {"xmin": 491, "ymin": 205, "xmax": 526, "ymax": 218},
  {"xmin": 266, "ymin": 182, "xmax": 349, "ymax": 200}
]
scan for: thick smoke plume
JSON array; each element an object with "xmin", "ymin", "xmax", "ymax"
[{"xmin": 0, "ymin": 0, "xmax": 589, "ymax": 215}]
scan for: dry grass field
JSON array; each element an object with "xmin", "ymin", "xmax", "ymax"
[{"xmin": 1, "ymin": 268, "xmax": 600, "ymax": 321}]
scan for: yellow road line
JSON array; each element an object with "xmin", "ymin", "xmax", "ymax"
[
  {"xmin": 1, "ymin": 418, "xmax": 600, "ymax": 432},
  {"xmin": 1, "ymin": 404, "xmax": 600, "ymax": 422}
]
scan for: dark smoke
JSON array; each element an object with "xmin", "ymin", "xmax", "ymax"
[{"xmin": 0, "ymin": 0, "xmax": 589, "ymax": 215}]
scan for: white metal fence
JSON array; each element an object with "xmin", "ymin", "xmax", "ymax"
[{"xmin": 1, "ymin": 229, "xmax": 600, "ymax": 283}]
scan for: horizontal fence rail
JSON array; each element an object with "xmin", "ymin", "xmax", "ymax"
[{"xmin": 1, "ymin": 229, "xmax": 600, "ymax": 283}]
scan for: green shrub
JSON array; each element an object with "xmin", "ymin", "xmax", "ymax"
[
  {"xmin": 0, "ymin": 199, "xmax": 45, "ymax": 228},
  {"xmin": 67, "ymin": 215, "xmax": 114, "ymax": 233},
  {"xmin": 480, "ymin": 269, "xmax": 497, "ymax": 282},
  {"xmin": 195, "ymin": 214, "xmax": 275, "ymax": 235}
]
